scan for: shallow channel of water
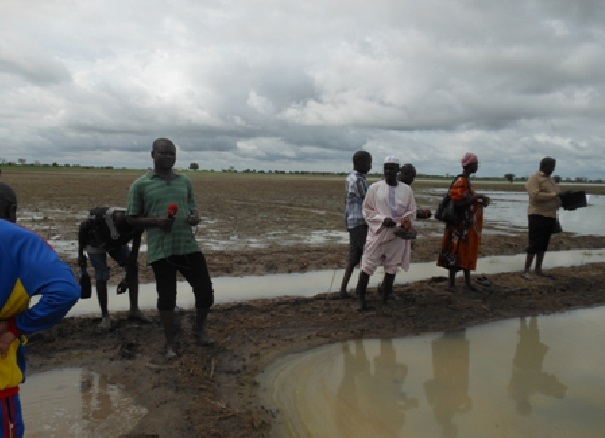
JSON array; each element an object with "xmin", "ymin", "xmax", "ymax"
[
  {"xmin": 259, "ymin": 307, "xmax": 605, "ymax": 438},
  {"xmin": 64, "ymin": 249, "xmax": 605, "ymax": 316}
]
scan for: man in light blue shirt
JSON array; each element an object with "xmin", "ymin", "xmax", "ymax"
[{"xmin": 339, "ymin": 151, "xmax": 372, "ymax": 298}]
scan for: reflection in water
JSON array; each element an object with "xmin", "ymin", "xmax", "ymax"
[
  {"xmin": 334, "ymin": 340, "xmax": 365, "ymax": 435},
  {"xmin": 21, "ymin": 368, "xmax": 147, "ymax": 437},
  {"xmin": 335, "ymin": 340, "xmax": 418, "ymax": 436},
  {"xmin": 508, "ymin": 317, "xmax": 567, "ymax": 416},
  {"xmin": 261, "ymin": 307, "xmax": 605, "ymax": 437},
  {"xmin": 372, "ymin": 340, "xmax": 419, "ymax": 419},
  {"xmin": 424, "ymin": 330, "xmax": 471, "ymax": 438},
  {"xmin": 81, "ymin": 371, "xmax": 114, "ymax": 424}
]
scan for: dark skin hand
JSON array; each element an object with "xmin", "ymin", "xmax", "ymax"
[
  {"xmin": 0, "ymin": 321, "xmax": 16, "ymax": 358},
  {"xmin": 187, "ymin": 210, "xmax": 201, "ymax": 226},
  {"xmin": 383, "ymin": 218, "xmax": 397, "ymax": 228},
  {"xmin": 393, "ymin": 216, "xmax": 412, "ymax": 238},
  {"xmin": 128, "ymin": 216, "xmax": 174, "ymax": 232},
  {"xmin": 461, "ymin": 161, "xmax": 491, "ymax": 207}
]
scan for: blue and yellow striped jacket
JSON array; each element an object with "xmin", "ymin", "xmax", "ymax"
[{"xmin": 0, "ymin": 220, "xmax": 80, "ymax": 391}]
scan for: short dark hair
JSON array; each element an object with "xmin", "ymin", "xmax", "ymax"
[
  {"xmin": 0, "ymin": 182, "xmax": 17, "ymax": 222},
  {"xmin": 352, "ymin": 151, "xmax": 371, "ymax": 166},
  {"xmin": 152, "ymin": 137, "xmax": 175, "ymax": 151},
  {"xmin": 540, "ymin": 156, "xmax": 556, "ymax": 171},
  {"xmin": 400, "ymin": 163, "xmax": 416, "ymax": 176}
]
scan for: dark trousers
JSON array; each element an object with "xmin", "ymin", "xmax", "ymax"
[
  {"xmin": 151, "ymin": 252, "xmax": 214, "ymax": 311},
  {"xmin": 527, "ymin": 214, "xmax": 555, "ymax": 254},
  {"xmin": 347, "ymin": 224, "xmax": 368, "ymax": 266}
]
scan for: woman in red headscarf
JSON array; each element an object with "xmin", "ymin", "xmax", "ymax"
[{"xmin": 437, "ymin": 152, "xmax": 491, "ymax": 290}]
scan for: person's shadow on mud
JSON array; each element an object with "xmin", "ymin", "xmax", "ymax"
[
  {"xmin": 508, "ymin": 316, "xmax": 567, "ymax": 416},
  {"xmin": 424, "ymin": 330, "xmax": 472, "ymax": 438}
]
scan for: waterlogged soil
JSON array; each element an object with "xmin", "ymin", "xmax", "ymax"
[{"xmin": 4, "ymin": 169, "xmax": 605, "ymax": 437}]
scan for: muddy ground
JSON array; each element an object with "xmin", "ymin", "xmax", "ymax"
[{"xmin": 4, "ymin": 169, "xmax": 605, "ymax": 437}]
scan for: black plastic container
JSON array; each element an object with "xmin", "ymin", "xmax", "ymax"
[
  {"xmin": 560, "ymin": 191, "xmax": 587, "ymax": 210},
  {"xmin": 79, "ymin": 268, "xmax": 92, "ymax": 299}
]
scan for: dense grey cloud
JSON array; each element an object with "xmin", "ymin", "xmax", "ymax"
[{"xmin": 1, "ymin": 0, "xmax": 604, "ymax": 178}]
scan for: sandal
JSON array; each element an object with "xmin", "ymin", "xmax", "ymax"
[{"xmin": 476, "ymin": 276, "xmax": 492, "ymax": 287}]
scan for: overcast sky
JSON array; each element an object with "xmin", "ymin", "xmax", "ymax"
[{"xmin": 1, "ymin": 1, "xmax": 604, "ymax": 178}]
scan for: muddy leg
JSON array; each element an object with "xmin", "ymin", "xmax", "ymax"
[
  {"xmin": 160, "ymin": 310, "xmax": 176, "ymax": 357},
  {"xmin": 535, "ymin": 252, "xmax": 545, "ymax": 275},
  {"xmin": 356, "ymin": 271, "xmax": 370, "ymax": 311},
  {"xmin": 195, "ymin": 307, "xmax": 216, "ymax": 346},
  {"xmin": 339, "ymin": 261, "xmax": 355, "ymax": 297},
  {"xmin": 96, "ymin": 280, "xmax": 109, "ymax": 318},
  {"xmin": 382, "ymin": 273, "xmax": 395, "ymax": 304},
  {"xmin": 464, "ymin": 270, "xmax": 479, "ymax": 291},
  {"xmin": 524, "ymin": 253, "xmax": 534, "ymax": 273},
  {"xmin": 448, "ymin": 269, "xmax": 456, "ymax": 289}
]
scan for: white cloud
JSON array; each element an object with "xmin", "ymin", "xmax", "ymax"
[{"xmin": 1, "ymin": 0, "xmax": 604, "ymax": 178}]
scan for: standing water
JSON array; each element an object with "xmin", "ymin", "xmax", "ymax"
[
  {"xmin": 260, "ymin": 306, "xmax": 605, "ymax": 437},
  {"xmin": 20, "ymin": 368, "xmax": 147, "ymax": 437}
]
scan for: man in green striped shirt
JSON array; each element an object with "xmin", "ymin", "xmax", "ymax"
[{"xmin": 127, "ymin": 138, "xmax": 215, "ymax": 358}]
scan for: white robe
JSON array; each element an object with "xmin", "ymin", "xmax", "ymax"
[{"xmin": 361, "ymin": 181, "xmax": 417, "ymax": 275}]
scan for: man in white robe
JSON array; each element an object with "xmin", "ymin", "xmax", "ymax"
[{"xmin": 356, "ymin": 156, "xmax": 417, "ymax": 311}]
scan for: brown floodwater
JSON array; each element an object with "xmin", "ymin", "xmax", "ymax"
[
  {"xmin": 259, "ymin": 307, "xmax": 605, "ymax": 438},
  {"xmin": 20, "ymin": 369, "xmax": 147, "ymax": 437}
]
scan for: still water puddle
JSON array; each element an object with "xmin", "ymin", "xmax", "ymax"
[
  {"xmin": 20, "ymin": 368, "xmax": 147, "ymax": 437},
  {"xmin": 259, "ymin": 307, "xmax": 605, "ymax": 438}
]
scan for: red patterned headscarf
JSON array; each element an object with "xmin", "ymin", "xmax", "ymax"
[{"xmin": 461, "ymin": 152, "xmax": 478, "ymax": 167}]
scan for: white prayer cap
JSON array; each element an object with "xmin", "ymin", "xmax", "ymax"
[{"xmin": 384, "ymin": 155, "xmax": 400, "ymax": 165}]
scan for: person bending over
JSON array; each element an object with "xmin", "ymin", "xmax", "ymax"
[{"xmin": 78, "ymin": 206, "xmax": 150, "ymax": 329}]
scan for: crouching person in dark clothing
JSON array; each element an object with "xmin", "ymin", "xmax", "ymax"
[{"xmin": 78, "ymin": 207, "xmax": 150, "ymax": 330}]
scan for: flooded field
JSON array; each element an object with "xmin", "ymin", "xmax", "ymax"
[
  {"xmin": 3, "ymin": 168, "xmax": 605, "ymax": 437},
  {"xmin": 17, "ymin": 187, "xmax": 605, "ymax": 258}
]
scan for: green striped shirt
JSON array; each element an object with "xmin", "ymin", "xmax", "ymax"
[{"xmin": 127, "ymin": 171, "xmax": 200, "ymax": 264}]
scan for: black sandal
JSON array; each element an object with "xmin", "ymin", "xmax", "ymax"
[{"xmin": 476, "ymin": 276, "xmax": 492, "ymax": 287}]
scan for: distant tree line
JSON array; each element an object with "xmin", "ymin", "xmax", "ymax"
[{"xmin": 1, "ymin": 159, "xmax": 603, "ymax": 183}]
